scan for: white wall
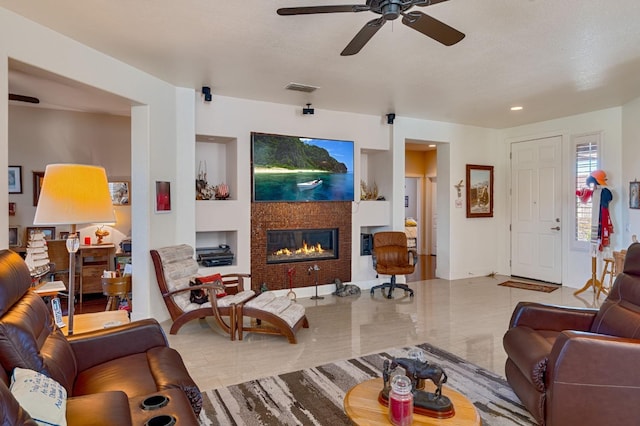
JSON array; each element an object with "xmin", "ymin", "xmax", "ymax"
[
  {"xmin": 192, "ymin": 95, "xmax": 392, "ymax": 288},
  {"xmin": 7, "ymin": 106, "xmax": 132, "ymax": 247},
  {"xmin": 622, "ymin": 97, "xmax": 640, "ymax": 242},
  {"xmin": 499, "ymin": 107, "xmax": 623, "ymax": 288},
  {"xmin": 393, "ymin": 117, "xmax": 501, "ymax": 280},
  {"xmin": 1, "ymin": 8, "xmax": 184, "ymax": 321}
]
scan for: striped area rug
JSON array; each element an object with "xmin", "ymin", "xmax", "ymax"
[{"xmin": 197, "ymin": 342, "xmax": 535, "ymax": 425}]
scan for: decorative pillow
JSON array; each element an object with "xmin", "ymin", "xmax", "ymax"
[
  {"xmin": 197, "ymin": 273, "xmax": 227, "ymax": 298},
  {"xmin": 10, "ymin": 367, "xmax": 67, "ymax": 426}
]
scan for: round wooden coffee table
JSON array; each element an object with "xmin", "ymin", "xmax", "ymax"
[{"xmin": 344, "ymin": 378, "xmax": 481, "ymax": 425}]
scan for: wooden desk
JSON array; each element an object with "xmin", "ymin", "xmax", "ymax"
[
  {"xmin": 344, "ymin": 378, "xmax": 480, "ymax": 426},
  {"xmin": 60, "ymin": 310, "xmax": 129, "ymax": 336},
  {"xmin": 78, "ymin": 244, "xmax": 115, "ymax": 302}
]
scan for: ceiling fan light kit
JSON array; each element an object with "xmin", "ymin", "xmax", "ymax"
[
  {"xmin": 8, "ymin": 93, "xmax": 40, "ymax": 104},
  {"xmin": 277, "ymin": 0, "xmax": 464, "ymax": 56}
]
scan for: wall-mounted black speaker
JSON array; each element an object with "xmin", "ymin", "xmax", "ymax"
[
  {"xmin": 386, "ymin": 113, "xmax": 396, "ymax": 124},
  {"xmin": 202, "ymin": 86, "xmax": 212, "ymax": 102}
]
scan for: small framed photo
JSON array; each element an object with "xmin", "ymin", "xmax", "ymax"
[
  {"xmin": 59, "ymin": 231, "xmax": 70, "ymax": 240},
  {"xmin": 108, "ymin": 180, "xmax": 130, "ymax": 205},
  {"xmin": 26, "ymin": 226, "xmax": 56, "ymax": 241},
  {"xmin": 8, "ymin": 166, "xmax": 22, "ymax": 194},
  {"xmin": 9, "ymin": 226, "xmax": 20, "ymax": 246},
  {"xmin": 8, "ymin": 202, "xmax": 16, "ymax": 216},
  {"xmin": 33, "ymin": 171, "xmax": 45, "ymax": 206},
  {"xmin": 630, "ymin": 181, "xmax": 640, "ymax": 209},
  {"xmin": 155, "ymin": 181, "xmax": 171, "ymax": 213},
  {"xmin": 466, "ymin": 164, "xmax": 494, "ymax": 218}
]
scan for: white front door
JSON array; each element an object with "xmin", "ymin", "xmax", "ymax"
[{"xmin": 511, "ymin": 136, "xmax": 562, "ymax": 283}]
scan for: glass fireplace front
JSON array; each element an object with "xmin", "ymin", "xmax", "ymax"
[{"xmin": 266, "ymin": 228, "xmax": 338, "ymax": 264}]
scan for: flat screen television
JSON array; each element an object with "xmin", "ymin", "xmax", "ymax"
[{"xmin": 251, "ymin": 132, "xmax": 354, "ymax": 202}]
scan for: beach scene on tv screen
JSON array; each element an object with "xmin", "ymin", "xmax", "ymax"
[{"xmin": 252, "ymin": 133, "xmax": 354, "ymax": 202}]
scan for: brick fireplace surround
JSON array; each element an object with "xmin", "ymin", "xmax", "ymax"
[{"xmin": 251, "ymin": 202, "xmax": 352, "ymax": 292}]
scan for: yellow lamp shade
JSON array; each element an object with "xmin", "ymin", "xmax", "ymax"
[{"xmin": 33, "ymin": 164, "xmax": 116, "ymax": 226}]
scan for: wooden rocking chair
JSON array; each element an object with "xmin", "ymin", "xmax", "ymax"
[
  {"xmin": 151, "ymin": 244, "xmax": 309, "ymax": 343},
  {"xmin": 150, "ymin": 244, "xmax": 254, "ymax": 339}
]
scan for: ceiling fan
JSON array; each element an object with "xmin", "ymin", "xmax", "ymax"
[
  {"xmin": 277, "ymin": 0, "xmax": 465, "ymax": 56},
  {"xmin": 8, "ymin": 94, "xmax": 40, "ymax": 104}
]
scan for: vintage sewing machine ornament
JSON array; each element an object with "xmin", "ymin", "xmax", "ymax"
[{"xmin": 378, "ymin": 357, "xmax": 455, "ymax": 419}]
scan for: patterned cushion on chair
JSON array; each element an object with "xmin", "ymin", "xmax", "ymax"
[
  {"xmin": 245, "ymin": 292, "xmax": 306, "ymax": 327},
  {"xmin": 216, "ymin": 290, "xmax": 255, "ymax": 308},
  {"xmin": 155, "ymin": 244, "xmax": 201, "ymax": 312}
]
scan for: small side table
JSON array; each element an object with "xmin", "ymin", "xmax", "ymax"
[
  {"xmin": 33, "ymin": 280, "xmax": 67, "ymax": 298},
  {"xmin": 344, "ymin": 378, "xmax": 481, "ymax": 426},
  {"xmin": 60, "ymin": 310, "xmax": 129, "ymax": 336}
]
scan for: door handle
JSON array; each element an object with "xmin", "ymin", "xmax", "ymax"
[{"xmin": 550, "ymin": 226, "xmax": 560, "ymax": 231}]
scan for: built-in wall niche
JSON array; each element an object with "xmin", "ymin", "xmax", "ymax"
[
  {"xmin": 195, "ymin": 230, "xmax": 238, "ymax": 270},
  {"xmin": 195, "ymin": 135, "xmax": 238, "ymax": 201},
  {"xmin": 359, "ymin": 226, "xmax": 389, "ymax": 256},
  {"xmin": 360, "ymin": 148, "xmax": 391, "ymax": 201}
]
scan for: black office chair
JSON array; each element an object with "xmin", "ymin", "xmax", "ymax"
[{"xmin": 370, "ymin": 232, "xmax": 415, "ymax": 299}]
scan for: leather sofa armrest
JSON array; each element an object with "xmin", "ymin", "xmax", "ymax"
[
  {"xmin": 68, "ymin": 318, "xmax": 169, "ymax": 373},
  {"xmin": 545, "ymin": 331, "xmax": 640, "ymax": 424},
  {"xmin": 67, "ymin": 391, "xmax": 132, "ymax": 426},
  {"xmin": 509, "ymin": 301, "xmax": 597, "ymax": 331}
]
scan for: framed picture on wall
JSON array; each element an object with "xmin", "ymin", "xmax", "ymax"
[
  {"xmin": 466, "ymin": 164, "xmax": 494, "ymax": 218},
  {"xmin": 108, "ymin": 180, "xmax": 130, "ymax": 205},
  {"xmin": 9, "ymin": 226, "xmax": 20, "ymax": 246},
  {"xmin": 155, "ymin": 181, "xmax": 171, "ymax": 213},
  {"xmin": 8, "ymin": 166, "xmax": 22, "ymax": 194},
  {"xmin": 26, "ymin": 226, "xmax": 56, "ymax": 241},
  {"xmin": 630, "ymin": 180, "xmax": 640, "ymax": 209},
  {"xmin": 33, "ymin": 171, "xmax": 45, "ymax": 206}
]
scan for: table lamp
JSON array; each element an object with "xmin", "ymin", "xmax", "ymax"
[{"xmin": 33, "ymin": 164, "xmax": 116, "ymax": 335}]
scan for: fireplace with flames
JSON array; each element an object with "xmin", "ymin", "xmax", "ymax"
[{"xmin": 266, "ymin": 228, "xmax": 338, "ymax": 264}]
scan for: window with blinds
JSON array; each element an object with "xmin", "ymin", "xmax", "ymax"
[{"xmin": 575, "ymin": 135, "xmax": 599, "ymax": 242}]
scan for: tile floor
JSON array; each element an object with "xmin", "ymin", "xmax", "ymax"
[{"xmin": 164, "ymin": 275, "xmax": 605, "ymax": 392}]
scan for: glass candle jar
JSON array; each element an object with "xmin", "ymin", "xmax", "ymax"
[{"xmin": 388, "ymin": 374, "xmax": 413, "ymax": 426}]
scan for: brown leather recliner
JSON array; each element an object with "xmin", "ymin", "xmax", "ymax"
[
  {"xmin": 0, "ymin": 249, "xmax": 201, "ymax": 425},
  {"xmin": 503, "ymin": 242, "xmax": 640, "ymax": 426}
]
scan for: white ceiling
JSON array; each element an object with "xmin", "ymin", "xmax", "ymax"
[{"xmin": 4, "ymin": 0, "xmax": 640, "ymax": 128}]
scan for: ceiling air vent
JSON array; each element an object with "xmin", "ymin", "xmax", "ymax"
[{"xmin": 285, "ymin": 83, "xmax": 319, "ymax": 93}]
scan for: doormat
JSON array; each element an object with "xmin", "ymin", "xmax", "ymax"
[{"xmin": 498, "ymin": 280, "xmax": 559, "ymax": 293}]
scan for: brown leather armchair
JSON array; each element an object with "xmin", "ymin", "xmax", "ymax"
[
  {"xmin": 0, "ymin": 249, "xmax": 200, "ymax": 425},
  {"xmin": 503, "ymin": 242, "xmax": 640, "ymax": 425},
  {"xmin": 370, "ymin": 231, "xmax": 415, "ymax": 299}
]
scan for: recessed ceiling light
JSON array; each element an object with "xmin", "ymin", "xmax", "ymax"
[
  {"xmin": 510, "ymin": 106, "xmax": 523, "ymax": 111},
  {"xmin": 428, "ymin": 144, "xmax": 436, "ymax": 148}
]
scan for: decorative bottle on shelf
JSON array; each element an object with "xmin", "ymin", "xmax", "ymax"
[{"xmin": 388, "ymin": 374, "xmax": 413, "ymax": 426}]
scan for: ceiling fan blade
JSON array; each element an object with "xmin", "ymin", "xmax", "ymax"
[
  {"xmin": 415, "ymin": 0, "xmax": 450, "ymax": 6},
  {"xmin": 277, "ymin": 5, "xmax": 368, "ymax": 16},
  {"xmin": 341, "ymin": 18, "xmax": 385, "ymax": 56},
  {"xmin": 402, "ymin": 11, "xmax": 465, "ymax": 46},
  {"xmin": 8, "ymin": 93, "xmax": 40, "ymax": 104}
]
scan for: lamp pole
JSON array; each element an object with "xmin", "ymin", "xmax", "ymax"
[{"xmin": 66, "ymin": 224, "xmax": 80, "ymax": 335}]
